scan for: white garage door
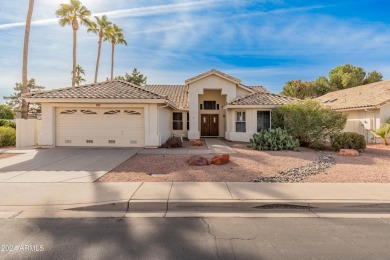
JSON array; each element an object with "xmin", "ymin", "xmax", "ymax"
[{"xmin": 56, "ymin": 108, "xmax": 145, "ymax": 147}]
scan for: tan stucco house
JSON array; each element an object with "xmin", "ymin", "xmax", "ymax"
[
  {"xmin": 21, "ymin": 69, "xmax": 295, "ymax": 148},
  {"xmin": 315, "ymin": 80, "xmax": 390, "ymax": 143}
]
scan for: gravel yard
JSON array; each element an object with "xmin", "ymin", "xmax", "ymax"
[{"xmin": 96, "ymin": 141, "xmax": 390, "ymax": 183}]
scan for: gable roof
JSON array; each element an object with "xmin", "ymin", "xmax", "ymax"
[
  {"xmin": 142, "ymin": 85, "xmax": 189, "ymax": 109},
  {"xmin": 226, "ymin": 91, "xmax": 297, "ymax": 106},
  {"xmin": 185, "ymin": 69, "xmax": 241, "ymax": 85},
  {"xmin": 25, "ymin": 80, "xmax": 166, "ymax": 100},
  {"xmin": 315, "ymin": 80, "xmax": 390, "ymax": 110}
]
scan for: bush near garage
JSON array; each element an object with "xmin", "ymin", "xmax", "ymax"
[
  {"xmin": 0, "ymin": 119, "xmax": 16, "ymax": 129},
  {"xmin": 272, "ymin": 99, "xmax": 347, "ymax": 147},
  {"xmin": 0, "ymin": 126, "xmax": 16, "ymax": 147},
  {"xmin": 249, "ymin": 128, "xmax": 300, "ymax": 151},
  {"xmin": 331, "ymin": 132, "xmax": 366, "ymax": 151}
]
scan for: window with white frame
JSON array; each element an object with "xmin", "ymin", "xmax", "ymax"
[
  {"xmin": 173, "ymin": 112, "xmax": 183, "ymax": 130},
  {"xmin": 257, "ymin": 111, "xmax": 271, "ymax": 132},
  {"xmin": 236, "ymin": 111, "xmax": 246, "ymax": 132}
]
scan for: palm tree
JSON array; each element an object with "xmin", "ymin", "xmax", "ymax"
[
  {"xmin": 371, "ymin": 124, "xmax": 390, "ymax": 145},
  {"xmin": 56, "ymin": 0, "xmax": 90, "ymax": 87},
  {"xmin": 21, "ymin": 0, "xmax": 35, "ymax": 119},
  {"xmin": 87, "ymin": 15, "xmax": 111, "ymax": 83},
  {"xmin": 73, "ymin": 64, "xmax": 85, "ymax": 86},
  {"xmin": 105, "ymin": 24, "xmax": 127, "ymax": 81}
]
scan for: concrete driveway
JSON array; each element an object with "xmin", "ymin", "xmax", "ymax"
[{"xmin": 0, "ymin": 147, "xmax": 140, "ymax": 183}]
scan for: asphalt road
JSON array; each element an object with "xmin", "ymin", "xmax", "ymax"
[{"xmin": 0, "ymin": 217, "xmax": 389, "ymax": 260}]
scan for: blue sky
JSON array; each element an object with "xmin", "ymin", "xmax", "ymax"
[{"xmin": 1, "ymin": 0, "xmax": 390, "ymax": 103}]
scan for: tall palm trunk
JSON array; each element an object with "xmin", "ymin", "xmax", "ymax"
[
  {"xmin": 94, "ymin": 34, "xmax": 102, "ymax": 83},
  {"xmin": 110, "ymin": 42, "xmax": 115, "ymax": 81},
  {"xmin": 21, "ymin": 0, "xmax": 35, "ymax": 119},
  {"xmin": 72, "ymin": 18, "xmax": 78, "ymax": 87}
]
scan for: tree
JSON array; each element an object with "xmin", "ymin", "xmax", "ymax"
[
  {"xmin": 73, "ymin": 64, "xmax": 86, "ymax": 86},
  {"xmin": 87, "ymin": 15, "xmax": 112, "ymax": 83},
  {"xmin": 329, "ymin": 64, "xmax": 366, "ymax": 90},
  {"xmin": 280, "ymin": 80, "xmax": 310, "ymax": 99},
  {"xmin": 363, "ymin": 70, "xmax": 383, "ymax": 85},
  {"xmin": 112, "ymin": 68, "xmax": 147, "ymax": 85},
  {"xmin": 21, "ymin": 0, "xmax": 35, "ymax": 119},
  {"xmin": 56, "ymin": 0, "xmax": 90, "ymax": 87},
  {"xmin": 272, "ymin": 99, "xmax": 347, "ymax": 146},
  {"xmin": 281, "ymin": 65, "xmax": 383, "ymax": 99},
  {"xmin": 105, "ymin": 24, "xmax": 127, "ymax": 81},
  {"xmin": 310, "ymin": 76, "xmax": 335, "ymax": 97},
  {"xmin": 3, "ymin": 79, "xmax": 45, "ymax": 115},
  {"xmin": 0, "ymin": 105, "xmax": 15, "ymax": 119}
]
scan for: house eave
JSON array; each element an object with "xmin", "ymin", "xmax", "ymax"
[
  {"xmin": 23, "ymin": 98, "xmax": 168, "ymax": 104},
  {"xmin": 224, "ymin": 104, "xmax": 278, "ymax": 109}
]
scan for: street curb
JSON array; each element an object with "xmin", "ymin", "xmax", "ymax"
[{"xmin": 65, "ymin": 200, "xmax": 390, "ymax": 213}]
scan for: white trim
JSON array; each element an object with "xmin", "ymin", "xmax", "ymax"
[
  {"xmin": 237, "ymin": 84, "xmax": 255, "ymax": 93},
  {"xmin": 24, "ymin": 98, "xmax": 167, "ymax": 104}
]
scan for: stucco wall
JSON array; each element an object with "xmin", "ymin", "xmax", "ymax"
[
  {"xmin": 16, "ymin": 119, "xmax": 42, "ymax": 147},
  {"xmin": 158, "ymin": 106, "xmax": 171, "ymax": 145},
  {"xmin": 225, "ymin": 108, "xmax": 272, "ymax": 142},
  {"xmin": 379, "ymin": 103, "xmax": 390, "ymax": 124},
  {"xmin": 342, "ymin": 108, "xmax": 383, "ymax": 143}
]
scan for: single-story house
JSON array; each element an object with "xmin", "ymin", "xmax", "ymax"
[
  {"xmin": 315, "ymin": 80, "xmax": 390, "ymax": 143},
  {"xmin": 21, "ymin": 69, "xmax": 296, "ymax": 148}
]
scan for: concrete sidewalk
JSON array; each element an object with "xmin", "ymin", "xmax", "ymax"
[{"xmin": 0, "ymin": 182, "xmax": 389, "ymax": 218}]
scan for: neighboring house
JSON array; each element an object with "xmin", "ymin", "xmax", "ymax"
[
  {"xmin": 315, "ymin": 80, "xmax": 390, "ymax": 143},
  {"xmin": 22, "ymin": 69, "xmax": 295, "ymax": 148}
]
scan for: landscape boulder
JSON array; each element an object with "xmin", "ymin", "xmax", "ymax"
[
  {"xmin": 339, "ymin": 149, "xmax": 359, "ymax": 157},
  {"xmin": 160, "ymin": 137, "xmax": 182, "ymax": 148},
  {"xmin": 187, "ymin": 155, "xmax": 209, "ymax": 166},
  {"xmin": 210, "ymin": 154, "xmax": 230, "ymax": 165},
  {"xmin": 192, "ymin": 139, "xmax": 203, "ymax": 146}
]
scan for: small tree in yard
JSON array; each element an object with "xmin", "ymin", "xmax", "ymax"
[
  {"xmin": 3, "ymin": 78, "xmax": 45, "ymax": 115},
  {"xmin": 371, "ymin": 124, "xmax": 390, "ymax": 145},
  {"xmin": 272, "ymin": 99, "xmax": 347, "ymax": 146}
]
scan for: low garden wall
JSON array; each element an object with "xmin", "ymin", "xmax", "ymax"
[{"xmin": 16, "ymin": 119, "xmax": 42, "ymax": 148}]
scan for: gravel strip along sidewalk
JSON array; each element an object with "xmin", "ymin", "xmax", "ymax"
[{"xmin": 251, "ymin": 152, "xmax": 336, "ymax": 183}]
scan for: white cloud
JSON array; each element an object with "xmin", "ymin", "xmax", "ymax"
[{"xmin": 0, "ymin": 0, "xmax": 223, "ymax": 29}]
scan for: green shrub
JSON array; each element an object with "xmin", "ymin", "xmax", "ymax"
[
  {"xmin": 272, "ymin": 100, "xmax": 347, "ymax": 146},
  {"xmin": 331, "ymin": 132, "xmax": 366, "ymax": 151},
  {"xmin": 0, "ymin": 105, "xmax": 14, "ymax": 119},
  {"xmin": 0, "ymin": 126, "xmax": 16, "ymax": 147},
  {"xmin": 0, "ymin": 119, "xmax": 16, "ymax": 129},
  {"xmin": 249, "ymin": 128, "xmax": 300, "ymax": 151}
]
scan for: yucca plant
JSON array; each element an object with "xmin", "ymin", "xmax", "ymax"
[{"xmin": 371, "ymin": 124, "xmax": 390, "ymax": 145}]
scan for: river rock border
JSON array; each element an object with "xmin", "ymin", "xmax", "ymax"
[{"xmin": 251, "ymin": 152, "xmax": 336, "ymax": 183}]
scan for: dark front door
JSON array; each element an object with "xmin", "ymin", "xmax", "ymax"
[{"xmin": 201, "ymin": 114, "xmax": 219, "ymax": 136}]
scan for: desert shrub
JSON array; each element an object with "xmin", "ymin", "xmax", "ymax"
[
  {"xmin": 371, "ymin": 124, "xmax": 390, "ymax": 145},
  {"xmin": 0, "ymin": 126, "xmax": 16, "ymax": 147},
  {"xmin": 249, "ymin": 128, "xmax": 300, "ymax": 151},
  {"xmin": 160, "ymin": 136, "xmax": 182, "ymax": 148},
  {"xmin": 272, "ymin": 100, "xmax": 347, "ymax": 146},
  {"xmin": 0, "ymin": 105, "xmax": 14, "ymax": 119},
  {"xmin": 0, "ymin": 119, "xmax": 16, "ymax": 129},
  {"xmin": 331, "ymin": 132, "xmax": 366, "ymax": 151}
]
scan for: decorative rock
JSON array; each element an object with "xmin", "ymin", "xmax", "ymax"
[
  {"xmin": 161, "ymin": 137, "xmax": 182, "ymax": 148},
  {"xmin": 187, "ymin": 155, "xmax": 209, "ymax": 166},
  {"xmin": 211, "ymin": 154, "xmax": 230, "ymax": 165},
  {"xmin": 251, "ymin": 152, "xmax": 336, "ymax": 183},
  {"xmin": 339, "ymin": 149, "xmax": 359, "ymax": 157},
  {"xmin": 192, "ymin": 139, "xmax": 203, "ymax": 146}
]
